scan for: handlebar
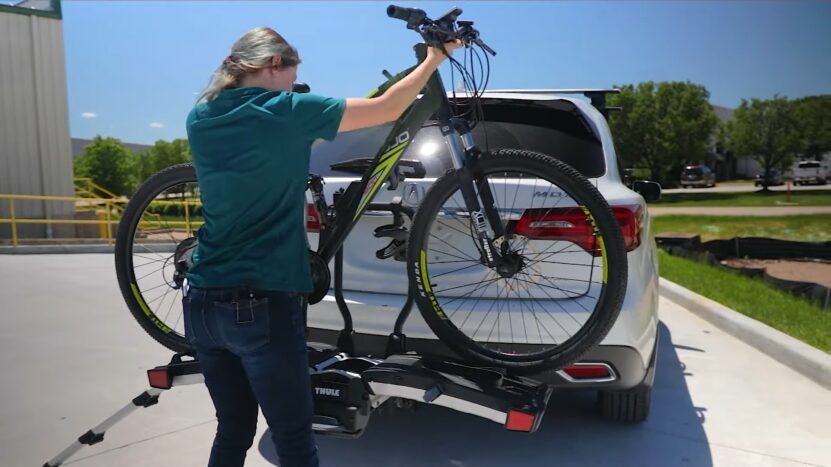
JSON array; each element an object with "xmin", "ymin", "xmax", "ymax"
[
  {"xmin": 386, "ymin": 4, "xmax": 496, "ymax": 56},
  {"xmin": 386, "ymin": 5, "xmax": 426, "ymax": 26}
]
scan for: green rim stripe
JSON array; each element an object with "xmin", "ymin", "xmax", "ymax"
[{"xmin": 131, "ymin": 282, "xmax": 172, "ymax": 333}]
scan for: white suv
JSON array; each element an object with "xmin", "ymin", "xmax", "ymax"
[{"xmin": 305, "ymin": 91, "xmax": 660, "ymax": 422}]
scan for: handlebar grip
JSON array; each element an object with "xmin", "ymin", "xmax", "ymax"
[{"xmin": 387, "ymin": 5, "xmax": 426, "ymax": 24}]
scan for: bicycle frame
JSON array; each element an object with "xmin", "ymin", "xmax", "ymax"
[{"xmin": 315, "ymin": 44, "xmax": 505, "ymax": 265}]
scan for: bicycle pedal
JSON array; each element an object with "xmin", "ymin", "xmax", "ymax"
[{"xmin": 373, "ymin": 224, "xmax": 408, "ymax": 241}]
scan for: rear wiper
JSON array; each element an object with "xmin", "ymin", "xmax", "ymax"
[{"xmin": 330, "ymin": 157, "xmax": 373, "ymax": 175}]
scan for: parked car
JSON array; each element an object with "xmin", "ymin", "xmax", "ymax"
[
  {"xmin": 304, "ymin": 91, "xmax": 660, "ymax": 423},
  {"xmin": 754, "ymin": 168, "xmax": 785, "ymax": 187},
  {"xmin": 793, "ymin": 160, "xmax": 828, "ymax": 185},
  {"xmin": 680, "ymin": 165, "xmax": 716, "ymax": 188}
]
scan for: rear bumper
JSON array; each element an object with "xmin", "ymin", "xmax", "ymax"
[
  {"xmin": 307, "ymin": 327, "xmax": 657, "ymax": 391},
  {"xmin": 680, "ymin": 179, "xmax": 709, "ymax": 186}
]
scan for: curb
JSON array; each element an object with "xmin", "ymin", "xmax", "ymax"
[
  {"xmin": 659, "ymin": 278, "xmax": 831, "ymax": 390},
  {"xmin": 0, "ymin": 244, "xmax": 115, "ymax": 254}
]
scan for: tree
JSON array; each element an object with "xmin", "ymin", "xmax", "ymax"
[
  {"xmin": 791, "ymin": 95, "xmax": 831, "ymax": 161},
  {"xmin": 136, "ymin": 139, "xmax": 191, "ymax": 183},
  {"xmin": 608, "ymin": 81, "xmax": 718, "ymax": 185},
  {"xmin": 73, "ymin": 136, "xmax": 136, "ymax": 196},
  {"xmin": 725, "ymin": 96, "xmax": 801, "ymax": 190}
]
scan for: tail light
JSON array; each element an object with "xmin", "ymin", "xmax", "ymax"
[
  {"xmin": 307, "ymin": 203, "xmax": 320, "ymax": 233},
  {"xmin": 513, "ymin": 205, "xmax": 642, "ymax": 256}
]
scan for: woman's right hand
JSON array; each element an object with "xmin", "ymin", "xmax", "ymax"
[{"xmin": 426, "ymin": 39, "xmax": 463, "ymax": 63}]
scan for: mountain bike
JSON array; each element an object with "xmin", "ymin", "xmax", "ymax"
[{"xmin": 114, "ymin": 5, "xmax": 627, "ymax": 374}]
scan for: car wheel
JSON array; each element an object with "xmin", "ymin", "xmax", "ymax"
[{"xmin": 597, "ymin": 384, "xmax": 651, "ymax": 423}]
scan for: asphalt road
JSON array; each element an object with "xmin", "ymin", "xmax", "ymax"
[{"xmin": 1, "ymin": 255, "xmax": 829, "ymax": 467}]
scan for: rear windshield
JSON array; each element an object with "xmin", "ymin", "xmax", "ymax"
[
  {"xmin": 310, "ymin": 100, "xmax": 606, "ymax": 178},
  {"xmin": 798, "ymin": 161, "xmax": 820, "ymax": 168},
  {"xmin": 682, "ymin": 167, "xmax": 703, "ymax": 176}
]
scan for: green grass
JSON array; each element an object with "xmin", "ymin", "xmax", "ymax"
[
  {"xmin": 652, "ymin": 189, "xmax": 831, "ymax": 207},
  {"xmin": 658, "ymin": 250, "xmax": 830, "ymax": 352},
  {"xmin": 651, "ymin": 214, "xmax": 831, "ymax": 242}
]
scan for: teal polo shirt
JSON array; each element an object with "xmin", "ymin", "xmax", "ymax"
[{"xmin": 185, "ymin": 87, "xmax": 346, "ymax": 292}]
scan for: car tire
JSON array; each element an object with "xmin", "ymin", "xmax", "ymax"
[{"xmin": 597, "ymin": 384, "xmax": 651, "ymax": 423}]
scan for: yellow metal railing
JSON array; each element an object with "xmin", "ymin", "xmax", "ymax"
[
  {"xmin": 0, "ymin": 193, "xmax": 202, "ymax": 246},
  {"xmin": 74, "ymin": 177, "xmax": 120, "ymax": 200}
]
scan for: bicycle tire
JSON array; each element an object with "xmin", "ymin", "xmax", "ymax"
[
  {"xmin": 114, "ymin": 163, "xmax": 197, "ymax": 353},
  {"xmin": 406, "ymin": 149, "xmax": 627, "ymax": 373}
]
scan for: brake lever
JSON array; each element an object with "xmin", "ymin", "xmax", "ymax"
[{"xmin": 474, "ymin": 38, "xmax": 497, "ymax": 56}]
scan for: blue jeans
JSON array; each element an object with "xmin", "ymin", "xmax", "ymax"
[{"xmin": 183, "ymin": 286, "xmax": 319, "ymax": 467}]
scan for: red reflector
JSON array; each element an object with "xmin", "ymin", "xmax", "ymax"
[
  {"xmin": 505, "ymin": 409, "xmax": 536, "ymax": 432},
  {"xmin": 147, "ymin": 368, "xmax": 172, "ymax": 389},
  {"xmin": 562, "ymin": 364, "xmax": 611, "ymax": 379},
  {"xmin": 306, "ymin": 203, "xmax": 320, "ymax": 233}
]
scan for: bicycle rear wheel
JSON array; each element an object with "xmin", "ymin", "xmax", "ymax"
[
  {"xmin": 114, "ymin": 163, "xmax": 198, "ymax": 353},
  {"xmin": 406, "ymin": 149, "xmax": 627, "ymax": 373}
]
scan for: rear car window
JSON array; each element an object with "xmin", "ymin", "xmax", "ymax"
[
  {"xmin": 798, "ymin": 161, "xmax": 820, "ymax": 169},
  {"xmin": 310, "ymin": 100, "xmax": 606, "ymax": 178},
  {"xmin": 682, "ymin": 167, "xmax": 703, "ymax": 176}
]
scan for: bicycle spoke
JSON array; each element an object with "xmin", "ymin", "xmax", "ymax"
[
  {"xmin": 132, "ymin": 254, "xmax": 168, "ymax": 265},
  {"xmin": 429, "ymin": 233, "xmax": 478, "ymax": 262},
  {"xmin": 525, "ymin": 259, "xmax": 602, "ymax": 268},
  {"xmin": 517, "ymin": 272, "xmax": 588, "ymax": 326},
  {"xmin": 162, "ymin": 287, "xmax": 180, "ymax": 324},
  {"xmin": 521, "ymin": 272, "xmax": 602, "ymax": 285},
  {"xmin": 470, "ymin": 278, "xmax": 504, "ymax": 340},
  {"xmin": 518, "ymin": 282, "xmax": 570, "ymax": 341},
  {"xmin": 140, "ymin": 281, "xmax": 173, "ymax": 295},
  {"xmin": 135, "ymin": 264, "xmax": 169, "ymax": 282},
  {"xmin": 432, "ymin": 276, "xmax": 500, "ymax": 295},
  {"xmin": 447, "ymin": 269, "xmax": 495, "ymax": 320},
  {"xmin": 434, "ymin": 218, "xmax": 474, "ymax": 238},
  {"xmin": 534, "ymin": 272, "xmax": 595, "ymax": 313},
  {"xmin": 441, "ymin": 272, "xmax": 498, "ymax": 306},
  {"xmin": 427, "ymin": 248, "xmax": 478, "ymax": 263},
  {"xmin": 513, "ymin": 274, "xmax": 597, "ymax": 300},
  {"xmin": 431, "ymin": 261, "xmax": 485, "ymax": 278},
  {"xmin": 429, "ymin": 259, "xmax": 481, "ymax": 264}
]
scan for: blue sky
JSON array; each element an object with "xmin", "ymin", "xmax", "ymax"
[{"xmin": 63, "ymin": 1, "xmax": 831, "ymax": 145}]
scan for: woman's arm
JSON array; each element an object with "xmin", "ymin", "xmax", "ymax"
[{"xmin": 338, "ymin": 41, "xmax": 462, "ymax": 133}]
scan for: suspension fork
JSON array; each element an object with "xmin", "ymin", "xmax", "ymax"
[{"xmin": 440, "ymin": 117, "xmax": 504, "ymax": 267}]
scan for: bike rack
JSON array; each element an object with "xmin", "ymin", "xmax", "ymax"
[
  {"xmin": 333, "ymin": 201, "xmax": 416, "ymax": 357},
  {"xmin": 44, "ymin": 202, "xmax": 553, "ymax": 466}
]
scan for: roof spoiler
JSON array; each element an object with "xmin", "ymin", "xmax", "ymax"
[{"xmin": 485, "ymin": 89, "xmax": 622, "ymax": 118}]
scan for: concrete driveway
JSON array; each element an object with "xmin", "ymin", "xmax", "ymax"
[{"xmin": 1, "ymin": 255, "xmax": 829, "ymax": 467}]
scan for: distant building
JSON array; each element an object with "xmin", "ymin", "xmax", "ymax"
[{"xmin": 0, "ymin": 0, "xmax": 73, "ymax": 240}]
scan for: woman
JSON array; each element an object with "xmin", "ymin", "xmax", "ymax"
[{"xmin": 184, "ymin": 27, "xmax": 460, "ymax": 467}]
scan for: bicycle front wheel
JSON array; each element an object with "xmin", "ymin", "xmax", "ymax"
[{"xmin": 406, "ymin": 149, "xmax": 627, "ymax": 373}]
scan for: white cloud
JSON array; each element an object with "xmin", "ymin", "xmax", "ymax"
[
  {"xmin": 149, "ymin": 122, "xmax": 164, "ymax": 128},
  {"xmin": 81, "ymin": 112, "xmax": 98, "ymax": 118}
]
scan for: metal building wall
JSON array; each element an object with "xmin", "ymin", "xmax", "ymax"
[{"xmin": 0, "ymin": 9, "xmax": 74, "ymax": 238}]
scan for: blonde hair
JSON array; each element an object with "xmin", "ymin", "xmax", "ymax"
[{"xmin": 198, "ymin": 27, "xmax": 301, "ymax": 102}]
